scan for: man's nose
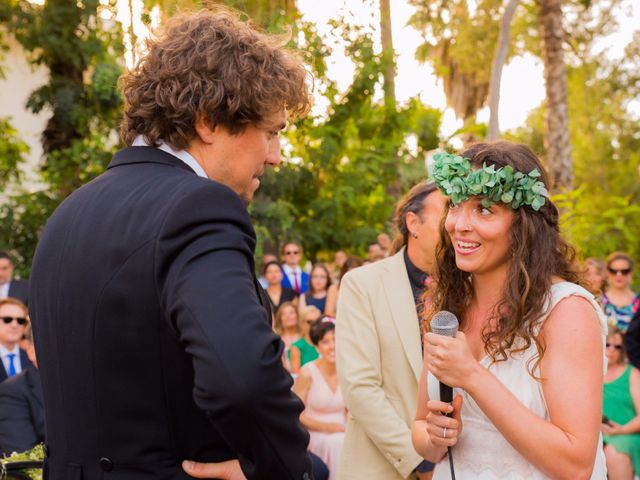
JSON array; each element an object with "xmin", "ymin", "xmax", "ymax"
[{"xmin": 266, "ymin": 138, "xmax": 281, "ymax": 166}]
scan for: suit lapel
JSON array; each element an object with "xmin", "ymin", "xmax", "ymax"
[{"xmin": 381, "ymin": 250, "xmax": 423, "ymax": 382}]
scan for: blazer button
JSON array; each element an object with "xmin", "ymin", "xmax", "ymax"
[
  {"xmin": 99, "ymin": 457, "xmax": 114, "ymax": 471},
  {"xmin": 302, "ymin": 473, "xmax": 311, "ymax": 480}
]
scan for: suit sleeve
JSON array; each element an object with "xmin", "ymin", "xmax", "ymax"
[
  {"xmin": 336, "ymin": 270, "xmax": 423, "ymax": 478},
  {"xmin": 156, "ymin": 182, "xmax": 311, "ymax": 480},
  {"xmin": 0, "ymin": 380, "xmax": 38, "ymax": 456}
]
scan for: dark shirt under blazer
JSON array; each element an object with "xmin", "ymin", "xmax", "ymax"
[{"xmin": 30, "ymin": 147, "xmax": 311, "ymax": 480}]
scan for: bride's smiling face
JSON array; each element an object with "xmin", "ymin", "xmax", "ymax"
[{"xmin": 444, "ymin": 197, "xmax": 515, "ymax": 276}]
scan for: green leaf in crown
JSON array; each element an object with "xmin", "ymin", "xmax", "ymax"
[{"xmin": 429, "ymin": 152, "xmax": 547, "ymax": 211}]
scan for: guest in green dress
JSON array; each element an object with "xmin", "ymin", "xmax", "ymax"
[
  {"xmin": 603, "ymin": 327, "xmax": 640, "ymax": 479},
  {"xmin": 290, "ymin": 306, "xmax": 322, "ymax": 374}
]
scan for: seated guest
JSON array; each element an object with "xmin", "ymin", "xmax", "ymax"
[
  {"xmin": 366, "ymin": 243, "xmax": 385, "ymax": 263},
  {"xmin": 263, "ymin": 260, "xmax": 298, "ymax": 313},
  {"xmin": 293, "ymin": 319, "xmax": 345, "ymax": 480},
  {"xmin": 330, "ymin": 250, "xmax": 348, "ymax": 284},
  {"xmin": 585, "ymin": 257, "xmax": 607, "ymax": 299},
  {"xmin": 0, "ymin": 325, "xmax": 44, "ymax": 456},
  {"xmin": 274, "ymin": 302, "xmax": 302, "ymax": 370},
  {"xmin": 299, "ymin": 264, "xmax": 338, "ymax": 316},
  {"xmin": 257, "ymin": 253, "xmax": 278, "ymax": 289},
  {"xmin": 377, "ymin": 233, "xmax": 391, "ymax": 258},
  {"xmin": 290, "ymin": 306, "xmax": 322, "ymax": 374},
  {"xmin": 603, "ymin": 326, "xmax": 640, "ymax": 479},
  {"xmin": 0, "ymin": 251, "xmax": 29, "ymax": 306},
  {"xmin": 281, "ymin": 242, "xmax": 309, "ymax": 294},
  {"xmin": 603, "ymin": 252, "xmax": 640, "ymax": 332},
  {"xmin": 0, "ymin": 298, "xmax": 33, "ymax": 383}
]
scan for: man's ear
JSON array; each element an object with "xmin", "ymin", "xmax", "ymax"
[
  {"xmin": 406, "ymin": 211, "xmax": 418, "ymax": 235},
  {"xmin": 194, "ymin": 113, "xmax": 217, "ymax": 144}
]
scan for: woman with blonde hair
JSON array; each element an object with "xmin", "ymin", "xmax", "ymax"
[
  {"xmin": 603, "ymin": 252, "xmax": 639, "ymax": 332},
  {"xmin": 290, "ymin": 305, "xmax": 322, "ymax": 374}
]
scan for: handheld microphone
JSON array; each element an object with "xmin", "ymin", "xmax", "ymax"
[
  {"xmin": 430, "ymin": 311, "xmax": 459, "ymax": 404},
  {"xmin": 430, "ymin": 310, "xmax": 459, "ymax": 480}
]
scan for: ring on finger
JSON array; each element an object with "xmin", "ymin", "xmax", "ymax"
[{"xmin": 443, "ymin": 427, "xmax": 447, "ymax": 438}]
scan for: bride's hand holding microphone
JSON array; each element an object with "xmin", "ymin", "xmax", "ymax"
[{"xmin": 423, "ymin": 314, "xmax": 484, "ymax": 450}]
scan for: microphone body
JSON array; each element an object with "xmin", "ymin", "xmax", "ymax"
[
  {"xmin": 430, "ymin": 311, "xmax": 459, "ymax": 404},
  {"xmin": 430, "ymin": 311, "xmax": 460, "ymax": 479}
]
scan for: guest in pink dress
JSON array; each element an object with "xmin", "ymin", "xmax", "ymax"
[{"xmin": 293, "ymin": 318, "xmax": 346, "ymax": 480}]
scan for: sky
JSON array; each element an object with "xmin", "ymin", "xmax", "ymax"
[
  {"xmin": 297, "ymin": 0, "xmax": 640, "ymax": 138},
  {"xmin": 33, "ymin": 0, "xmax": 640, "ymax": 140}
]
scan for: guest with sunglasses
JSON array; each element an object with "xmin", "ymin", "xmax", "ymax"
[
  {"xmin": 603, "ymin": 252, "xmax": 640, "ymax": 332},
  {"xmin": 0, "ymin": 323, "xmax": 44, "ymax": 456},
  {"xmin": 281, "ymin": 242, "xmax": 310, "ymax": 295},
  {"xmin": 0, "ymin": 298, "xmax": 33, "ymax": 384},
  {"xmin": 602, "ymin": 326, "xmax": 640, "ymax": 479}
]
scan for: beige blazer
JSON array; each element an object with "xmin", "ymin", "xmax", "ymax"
[{"xmin": 336, "ymin": 249, "xmax": 424, "ymax": 479}]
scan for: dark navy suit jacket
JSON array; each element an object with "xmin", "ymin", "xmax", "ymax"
[
  {"xmin": 8, "ymin": 278, "xmax": 29, "ymax": 306},
  {"xmin": 0, "ymin": 366, "xmax": 45, "ymax": 456},
  {"xmin": 0, "ymin": 348, "xmax": 33, "ymax": 384},
  {"xmin": 30, "ymin": 147, "xmax": 311, "ymax": 480}
]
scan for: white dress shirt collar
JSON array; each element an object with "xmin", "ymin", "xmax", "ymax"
[
  {"xmin": 0, "ymin": 343, "xmax": 21, "ymax": 375},
  {"xmin": 132, "ymin": 135, "xmax": 208, "ymax": 179},
  {"xmin": 0, "ymin": 281, "xmax": 9, "ymax": 299}
]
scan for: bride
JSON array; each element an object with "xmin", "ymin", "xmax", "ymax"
[{"xmin": 412, "ymin": 141, "xmax": 608, "ymax": 479}]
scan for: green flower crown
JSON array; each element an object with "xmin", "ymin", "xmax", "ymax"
[{"xmin": 429, "ymin": 151, "xmax": 547, "ymax": 211}]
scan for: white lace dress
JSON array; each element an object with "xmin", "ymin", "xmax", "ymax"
[{"xmin": 428, "ymin": 282, "xmax": 608, "ymax": 479}]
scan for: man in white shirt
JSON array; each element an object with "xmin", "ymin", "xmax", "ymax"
[
  {"xmin": 281, "ymin": 242, "xmax": 310, "ymax": 295},
  {"xmin": 0, "ymin": 298, "xmax": 32, "ymax": 383},
  {"xmin": 0, "ymin": 251, "xmax": 29, "ymax": 306}
]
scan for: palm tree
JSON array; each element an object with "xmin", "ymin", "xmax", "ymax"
[{"xmin": 537, "ymin": 0, "xmax": 573, "ymax": 190}]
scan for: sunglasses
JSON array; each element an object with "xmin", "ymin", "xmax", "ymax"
[
  {"xmin": 284, "ymin": 250, "xmax": 300, "ymax": 255},
  {"xmin": 1, "ymin": 316, "xmax": 28, "ymax": 326},
  {"xmin": 608, "ymin": 267, "xmax": 632, "ymax": 276},
  {"xmin": 606, "ymin": 343, "xmax": 623, "ymax": 350}
]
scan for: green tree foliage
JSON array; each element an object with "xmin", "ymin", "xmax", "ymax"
[
  {"xmin": 252, "ymin": 19, "xmax": 442, "ymax": 260},
  {"xmin": 508, "ymin": 26, "xmax": 640, "ymax": 264},
  {"xmin": 0, "ymin": 0, "xmax": 124, "ymax": 274},
  {"xmin": 408, "ymin": 0, "xmax": 505, "ymax": 123},
  {"xmin": 0, "ymin": 117, "xmax": 29, "ymax": 191}
]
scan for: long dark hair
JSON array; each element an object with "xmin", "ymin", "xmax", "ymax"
[
  {"xmin": 430, "ymin": 142, "xmax": 585, "ymax": 372},
  {"xmin": 308, "ymin": 263, "xmax": 332, "ymax": 296}
]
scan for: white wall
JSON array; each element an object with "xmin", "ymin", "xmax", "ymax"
[{"xmin": 0, "ymin": 32, "xmax": 49, "ymax": 194}]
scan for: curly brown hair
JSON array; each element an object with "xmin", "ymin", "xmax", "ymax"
[
  {"xmin": 119, "ymin": 8, "xmax": 312, "ymax": 148},
  {"xmin": 429, "ymin": 141, "xmax": 585, "ymax": 372}
]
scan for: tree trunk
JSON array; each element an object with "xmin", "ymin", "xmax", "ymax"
[
  {"xmin": 379, "ymin": 0, "xmax": 396, "ymax": 112},
  {"xmin": 128, "ymin": 0, "xmax": 138, "ymax": 66},
  {"xmin": 537, "ymin": 0, "xmax": 573, "ymax": 190},
  {"xmin": 487, "ymin": 0, "xmax": 519, "ymax": 141}
]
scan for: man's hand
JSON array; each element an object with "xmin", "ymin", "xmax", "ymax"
[{"xmin": 182, "ymin": 459, "xmax": 247, "ymax": 479}]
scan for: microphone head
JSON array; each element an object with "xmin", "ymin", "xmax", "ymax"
[{"xmin": 430, "ymin": 311, "xmax": 459, "ymax": 338}]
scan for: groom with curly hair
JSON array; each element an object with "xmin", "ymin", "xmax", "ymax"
[{"xmin": 30, "ymin": 8, "xmax": 313, "ymax": 480}]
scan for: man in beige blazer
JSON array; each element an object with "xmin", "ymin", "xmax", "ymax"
[{"xmin": 336, "ymin": 182, "xmax": 445, "ymax": 480}]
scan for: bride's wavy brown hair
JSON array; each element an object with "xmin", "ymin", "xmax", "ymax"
[{"xmin": 429, "ymin": 142, "xmax": 586, "ymax": 373}]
